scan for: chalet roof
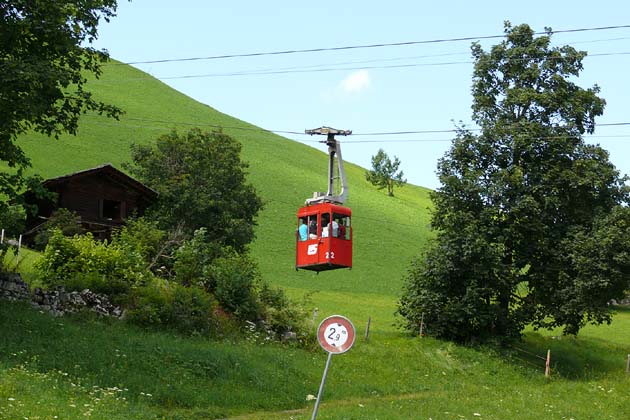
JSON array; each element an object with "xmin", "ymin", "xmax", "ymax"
[{"xmin": 42, "ymin": 163, "xmax": 157, "ymax": 199}]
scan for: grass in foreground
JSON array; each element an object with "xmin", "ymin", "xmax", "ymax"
[{"xmin": 2, "ymin": 301, "xmax": 630, "ymax": 419}]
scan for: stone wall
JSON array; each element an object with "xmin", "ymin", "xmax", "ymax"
[
  {"xmin": 0, "ymin": 272, "xmax": 30, "ymax": 301},
  {"xmin": 31, "ymin": 287, "xmax": 123, "ymax": 317},
  {"xmin": 610, "ymin": 298, "xmax": 630, "ymax": 306},
  {"xmin": 0, "ymin": 272, "xmax": 122, "ymax": 318}
]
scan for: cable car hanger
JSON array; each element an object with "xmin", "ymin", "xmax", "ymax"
[{"xmin": 304, "ymin": 126, "xmax": 352, "ymax": 206}]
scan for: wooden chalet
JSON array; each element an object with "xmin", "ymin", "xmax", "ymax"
[{"xmin": 25, "ymin": 164, "xmax": 157, "ymax": 240}]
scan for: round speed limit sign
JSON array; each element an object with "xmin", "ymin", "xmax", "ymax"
[{"xmin": 317, "ymin": 315, "xmax": 356, "ymax": 354}]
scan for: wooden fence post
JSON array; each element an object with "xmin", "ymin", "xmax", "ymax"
[
  {"xmin": 419, "ymin": 312, "xmax": 424, "ymax": 337},
  {"xmin": 545, "ymin": 350, "xmax": 551, "ymax": 377},
  {"xmin": 17, "ymin": 234, "xmax": 22, "ymax": 255}
]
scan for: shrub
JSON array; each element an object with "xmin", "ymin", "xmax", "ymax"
[
  {"xmin": 210, "ymin": 251, "xmax": 262, "ymax": 323},
  {"xmin": 63, "ymin": 271, "xmax": 132, "ymax": 298},
  {"xmin": 126, "ymin": 281, "xmax": 217, "ymax": 335},
  {"xmin": 35, "ymin": 230, "xmax": 151, "ymax": 296},
  {"xmin": 259, "ymin": 284, "xmax": 315, "ymax": 345},
  {"xmin": 111, "ymin": 217, "xmax": 174, "ymax": 277},
  {"xmin": 173, "ymin": 228, "xmax": 223, "ymax": 287},
  {"xmin": 33, "ymin": 208, "xmax": 83, "ymax": 250}
]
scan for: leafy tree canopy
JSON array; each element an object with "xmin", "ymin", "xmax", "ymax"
[
  {"xmin": 126, "ymin": 129, "xmax": 264, "ymax": 252},
  {"xmin": 398, "ymin": 22, "xmax": 630, "ymax": 343},
  {"xmin": 365, "ymin": 148, "xmax": 407, "ymax": 197},
  {"xmin": 0, "ymin": 0, "xmax": 122, "ymax": 215}
]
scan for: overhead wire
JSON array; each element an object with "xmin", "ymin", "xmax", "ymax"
[
  {"xmin": 92, "ymin": 27, "xmax": 630, "ymax": 84},
  {"xmin": 340, "ymin": 135, "xmax": 630, "ymax": 144},
  {"xmin": 182, "ymin": 36, "xmax": 630, "ymax": 78},
  {"xmin": 78, "ymin": 117, "xmax": 630, "ymax": 144},
  {"xmin": 81, "ymin": 114, "xmax": 630, "ymax": 140},
  {"xmin": 78, "ymin": 117, "xmax": 630, "ymax": 143},
  {"xmin": 109, "ymin": 24, "xmax": 630, "ymax": 66},
  {"xmin": 159, "ymin": 51, "xmax": 630, "ymax": 80},
  {"xmin": 96, "ymin": 50, "xmax": 630, "ymax": 82},
  {"xmin": 87, "ymin": 26, "xmax": 630, "ymax": 148},
  {"xmin": 83, "ymin": 24, "xmax": 630, "ymax": 148}
]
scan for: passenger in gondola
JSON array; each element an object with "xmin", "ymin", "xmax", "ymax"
[
  {"xmin": 309, "ymin": 219, "xmax": 318, "ymax": 240},
  {"xmin": 298, "ymin": 218, "xmax": 308, "ymax": 241},
  {"xmin": 328, "ymin": 219, "xmax": 339, "ymax": 237},
  {"xmin": 321, "ymin": 213, "xmax": 331, "ymax": 237},
  {"xmin": 338, "ymin": 219, "xmax": 346, "ymax": 239}
]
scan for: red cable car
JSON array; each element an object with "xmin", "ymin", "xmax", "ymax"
[{"xmin": 296, "ymin": 127, "xmax": 352, "ymax": 272}]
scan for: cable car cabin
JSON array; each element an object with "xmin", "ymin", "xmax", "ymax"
[{"xmin": 296, "ymin": 202, "xmax": 352, "ymax": 272}]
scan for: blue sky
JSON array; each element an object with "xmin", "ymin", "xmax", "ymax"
[{"xmin": 93, "ymin": 1, "xmax": 630, "ymax": 190}]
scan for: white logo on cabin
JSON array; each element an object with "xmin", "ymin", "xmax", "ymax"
[{"xmin": 307, "ymin": 244, "xmax": 318, "ymax": 255}]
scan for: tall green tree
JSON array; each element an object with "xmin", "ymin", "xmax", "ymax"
[
  {"xmin": 126, "ymin": 129, "xmax": 264, "ymax": 252},
  {"xmin": 365, "ymin": 148, "xmax": 407, "ymax": 197},
  {"xmin": 398, "ymin": 22, "xmax": 630, "ymax": 342},
  {"xmin": 0, "ymin": 1, "xmax": 122, "ymax": 216}
]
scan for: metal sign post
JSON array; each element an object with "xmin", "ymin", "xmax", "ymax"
[
  {"xmin": 311, "ymin": 315, "xmax": 356, "ymax": 420},
  {"xmin": 311, "ymin": 352, "xmax": 333, "ymax": 420}
]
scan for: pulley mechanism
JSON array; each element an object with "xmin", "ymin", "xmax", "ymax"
[{"xmin": 304, "ymin": 126, "xmax": 352, "ymax": 206}]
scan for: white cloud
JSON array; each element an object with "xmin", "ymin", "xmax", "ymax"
[
  {"xmin": 320, "ymin": 70, "xmax": 371, "ymax": 103},
  {"xmin": 339, "ymin": 70, "xmax": 370, "ymax": 94}
]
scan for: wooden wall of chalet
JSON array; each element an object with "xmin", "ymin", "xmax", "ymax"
[
  {"xmin": 24, "ymin": 164, "xmax": 157, "ymax": 242},
  {"xmin": 54, "ymin": 173, "xmax": 143, "ymax": 224}
]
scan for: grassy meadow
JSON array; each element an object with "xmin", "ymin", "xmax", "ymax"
[
  {"xmin": 2, "ymin": 301, "xmax": 630, "ymax": 419},
  {"xmin": 1, "ymin": 61, "xmax": 630, "ymax": 418}
]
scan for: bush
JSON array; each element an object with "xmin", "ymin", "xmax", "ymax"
[
  {"xmin": 259, "ymin": 284, "xmax": 315, "ymax": 346},
  {"xmin": 126, "ymin": 281, "xmax": 217, "ymax": 335},
  {"xmin": 33, "ymin": 208, "xmax": 83, "ymax": 250},
  {"xmin": 63, "ymin": 271, "xmax": 132, "ymax": 298},
  {"xmin": 210, "ymin": 251, "xmax": 262, "ymax": 323},
  {"xmin": 111, "ymin": 217, "xmax": 174, "ymax": 277},
  {"xmin": 35, "ymin": 230, "xmax": 151, "ymax": 296},
  {"xmin": 173, "ymin": 228, "xmax": 224, "ymax": 287}
]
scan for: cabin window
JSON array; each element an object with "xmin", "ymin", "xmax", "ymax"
[
  {"xmin": 100, "ymin": 199, "xmax": 122, "ymax": 221},
  {"xmin": 307, "ymin": 215, "xmax": 318, "ymax": 240},
  {"xmin": 297, "ymin": 217, "xmax": 308, "ymax": 241},
  {"xmin": 332, "ymin": 212, "xmax": 350, "ymax": 239},
  {"xmin": 320, "ymin": 212, "xmax": 351, "ymax": 238},
  {"xmin": 321, "ymin": 213, "xmax": 331, "ymax": 237}
]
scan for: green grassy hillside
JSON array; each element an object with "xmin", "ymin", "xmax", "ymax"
[{"xmin": 14, "ymin": 60, "xmax": 434, "ymax": 329}]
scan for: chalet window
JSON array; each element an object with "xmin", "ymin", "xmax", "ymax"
[{"xmin": 100, "ymin": 199, "xmax": 123, "ymax": 221}]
